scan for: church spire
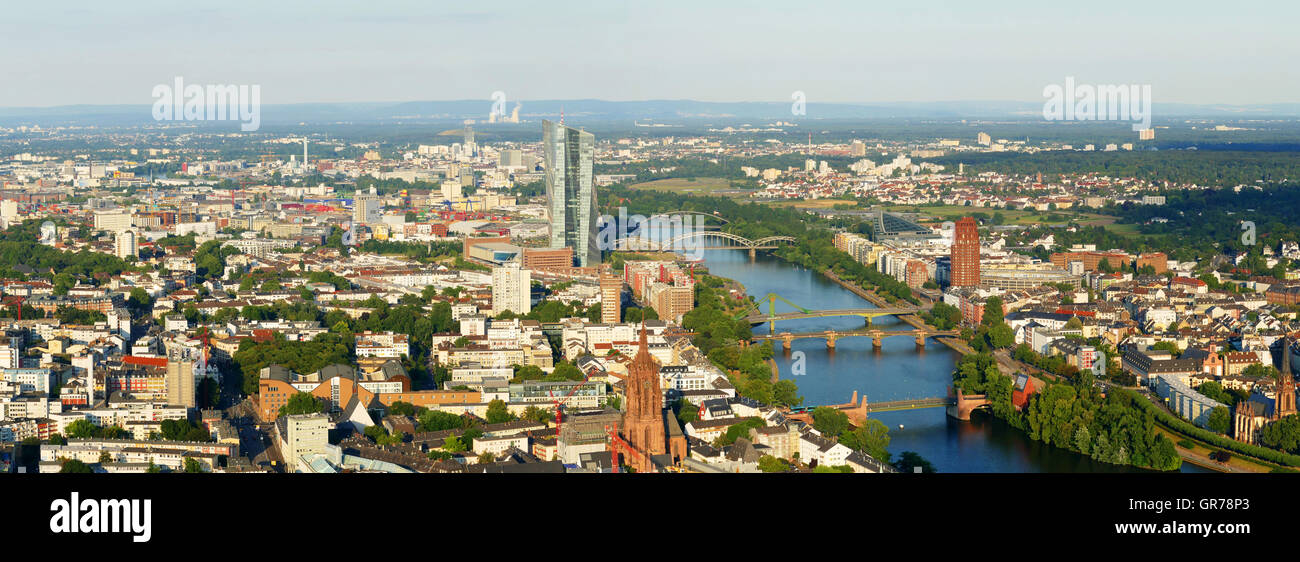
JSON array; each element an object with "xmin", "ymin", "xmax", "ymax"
[
  {"xmin": 1275, "ymin": 337, "xmax": 1296, "ymax": 420},
  {"xmin": 1282, "ymin": 337, "xmax": 1293, "ymax": 378}
]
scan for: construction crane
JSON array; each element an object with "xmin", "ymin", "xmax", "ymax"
[
  {"xmin": 195, "ymin": 326, "xmax": 212, "ymax": 365},
  {"xmin": 546, "ymin": 371, "xmax": 593, "ymax": 443},
  {"xmin": 2, "ymin": 295, "xmax": 25, "ymax": 321}
]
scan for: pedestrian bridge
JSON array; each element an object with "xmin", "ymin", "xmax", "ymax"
[
  {"xmin": 737, "ymin": 292, "xmax": 921, "ymax": 328},
  {"xmin": 782, "ymin": 388, "xmax": 989, "ymax": 425}
]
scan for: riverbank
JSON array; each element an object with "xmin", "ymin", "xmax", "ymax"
[
  {"xmin": 1155, "ymin": 426, "xmax": 1263, "ymax": 473},
  {"xmin": 694, "ymin": 248, "xmax": 1201, "ymax": 472}
]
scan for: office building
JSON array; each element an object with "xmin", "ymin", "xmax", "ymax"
[
  {"xmin": 94, "ymin": 211, "xmax": 133, "ymax": 233},
  {"xmin": 521, "ymin": 247, "xmax": 574, "ymax": 270},
  {"xmin": 950, "ymin": 217, "xmax": 980, "ymax": 287},
  {"xmin": 165, "ymin": 347, "xmax": 197, "ymax": 410},
  {"xmin": 600, "ymin": 266, "xmax": 622, "ymax": 323},
  {"xmin": 542, "ymin": 119, "xmax": 598, "ymax": 267},
  {"xmin": 492, "ymin": 261, "xmax": 531, "ymax": 315},
  {"xmin": 353, "ymin": 195, "xmax": 381, "ymax": 225},
  {"xmin": 115, "ymin": 230, "xmax": 137, "ymax": 260}
]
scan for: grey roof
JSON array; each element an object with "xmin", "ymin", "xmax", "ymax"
[
  {"xmin": 318, "ymin": 364, "xmax": 356, "ymax": 381},
  {"xmin": 261, "ymin": 365, "xmax": 293, "ymax": 383}
]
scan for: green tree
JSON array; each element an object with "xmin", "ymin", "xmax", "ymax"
[
  {"xmin": 65, "ymin": 419, "xmax": 100, "ymax": 439},
  {"xmin": 812, "ymin": 407, "xmax": 850, "ymax": 437},
  {"xmin": 485, "ymin": 399, "xmax": 515, "ymax": 424},
  {"xmin": 982, "ymin": 296, "xmax": 1004, "ymax": 326},
  {"xmin": 279, "ymin": 392, "xmax": 324, "ymax": 417},
  {"xmin": 127, "ymin": 287, "xmax": 154, "ymax": 312},
  {"xmin": 1151, "ymin": 341, "xmax": 1181, "ymax": 358},
  {"xmin": 443, "ymin": 435, "xmax": 468, "ymax": 453},
  {"xmin": 771, "ymin": 379, "xmax": 803, "ymax": 408},
  {"xmin": 183, "ymin": 458, "xmax": 205, "ymax": 473},
  {"xmin": 987, "ymin": 322, "xmax": 1015, "ymax": 349},
  {"xmin": 521, "ymin": 405, "xmax": 551, "ymax": 424},
  {"xmin": 891, "ymin": 451, "xmax": 937, "ymax": 473},
  {"xmin": 1208, "ymin": 406, "xmax": 1231, "ymax": 434},
  {"xmin": 757, "ymin": 455, "xmax": 791, "ymax": 473},
  {"xmin": 841, "ymin": 418, "xmax": 892, "ymax": 462},
  {"xmin": 59, "ymin": 459, "xmax": 93, "ymax": 473}
]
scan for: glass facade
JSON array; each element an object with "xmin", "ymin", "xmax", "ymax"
[{"xmin": 542, "ymin": 119, "xmax": 598, "ymax": 267}]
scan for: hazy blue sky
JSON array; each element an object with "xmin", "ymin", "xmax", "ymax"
[{"xmin": 2, "ymin": 0, "xmax": 1296, "ymax": 107}]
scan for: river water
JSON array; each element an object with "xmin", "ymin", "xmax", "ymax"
[{"xmin": 696, "ymin": 249, "xmax": 1210, "ymax": 473}]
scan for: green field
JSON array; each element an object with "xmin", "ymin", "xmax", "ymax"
[
  {"xmin": 628, "ymin": 177, "xmax": 741, "ymax": 194},
  {"xmin": 879, "ymin": 204, "xmax": 1139, "ymax": 232}
]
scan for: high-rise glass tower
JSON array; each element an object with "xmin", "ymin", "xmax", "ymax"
[{"xmin": 543, "ymin": 119, "xmax": 598, "ymax": 267}]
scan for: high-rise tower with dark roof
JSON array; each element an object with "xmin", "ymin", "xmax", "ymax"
[{"xmin": 950, "ymin": 217, "xmax": 980, "ymax": 287}]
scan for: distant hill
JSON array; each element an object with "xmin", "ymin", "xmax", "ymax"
[{"xmin": 1, "ymin": 99, "xmax": 1297, "ymax": 128}]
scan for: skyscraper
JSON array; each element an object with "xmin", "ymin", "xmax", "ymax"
[
  {"xmin": 950, "ymin": 217, "xmax": 980, "ymax": 287},
  {"xmin": 491, "ymin": 261, "xmax": 531, "ymax": 315},
  {"xmin": 543, "ymin": 119, "xmax": 598, "ymax": 267}
]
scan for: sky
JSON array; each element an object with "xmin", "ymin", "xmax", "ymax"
[{"xmin": 2, "ymin": 0, "xmax": 1297, "ymax": 108}]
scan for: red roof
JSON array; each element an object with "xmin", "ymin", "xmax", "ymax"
[
  {"xmin": 123, "ymin": 356, "xmax": 167, "ymax": 368},
  {"xmin": 1012, "ymin": 377, "xmax": 1037, "ymax": 410},
  {"xmin": 1054, "ymin": 309, "xmax": 1096, "ymax": 317}
]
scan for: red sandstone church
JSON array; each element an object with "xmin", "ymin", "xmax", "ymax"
[{"xmin": 617, "ymin": 326, "xmax": 688, "ymax": 472}]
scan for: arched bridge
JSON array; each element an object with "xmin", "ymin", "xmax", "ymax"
[
  {"xmin": 753, "ymin": 327, "xmax": 960, "ymax": 349},
  {"xmin": 650, "ymin": 211, "xmax": 730, "ymax": 225},
  {"xmin": 613, "ymin": 232, "xmax": 796, "ymax": 253},
  {"xmin": 746, "ymin": 307, "xmax": 919, "ymax": 324}
]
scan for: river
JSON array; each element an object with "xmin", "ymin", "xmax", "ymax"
[{"xmin": 695, "ymin": 249, "xmax": 1211, "ymax": 473}]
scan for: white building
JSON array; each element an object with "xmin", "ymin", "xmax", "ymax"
[
  {"xmin": 491, "ymin": 262, "xmax": 531, "ymax": 315},
  {"xmin": 278, "ymin": 413, "xmax": 330, "ymax": 471},
  {"xmin": 115, "ymin": 230, "xmax": 137, "ymax": 260}
]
